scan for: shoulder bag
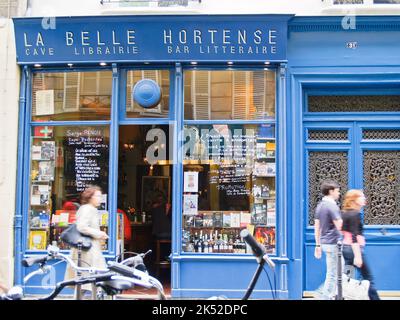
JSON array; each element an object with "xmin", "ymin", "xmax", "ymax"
[{"xmin": 60, "ymin": 223, "xmax": 92, "ymax": 251}]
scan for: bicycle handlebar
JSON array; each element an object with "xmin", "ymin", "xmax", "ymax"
[
  {"xmin": 22, "ymin": 255, "xmax": 49, "ymax": 267},
  {"xmin": 240, "ymin": 229, "xmax": 275, "ymax": 269}
]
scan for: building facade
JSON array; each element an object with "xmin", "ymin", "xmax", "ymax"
[{"xmin": 2, "ymin": 0, "xmax": 400, "ymax": 298}]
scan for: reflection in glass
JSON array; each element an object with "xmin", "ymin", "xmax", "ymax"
[
  {"xmin": 32, "ymin": 71, "xmax": 112, "ymax": 121},
  {"xmin": 184, "ymin": 70, "xmax": 276, "ymax": 120}
]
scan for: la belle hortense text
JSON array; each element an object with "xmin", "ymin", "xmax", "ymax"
[{"xmin": 23, "ymin": 28, "xmax": 279, "ymax": 57}]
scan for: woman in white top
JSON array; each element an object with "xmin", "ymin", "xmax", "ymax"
[{"xmin": 65, "ymin": 185, "xmax": 108, "ymax": 293}]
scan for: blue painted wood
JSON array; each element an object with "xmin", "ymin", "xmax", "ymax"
[
  {"xmin": 14, "ymin": 67, "xmax": 29, "ymax": 286},
  {"xmin": 171, "ymin": 63, "xmax": 183, "ymax": 292},
  {"xmin": 294, "ymin": 68, "xmax": 400, "ymax": 293},
  {"xmin": 21, "ymin": 68, "xmax": 33, "ymax": 256}
]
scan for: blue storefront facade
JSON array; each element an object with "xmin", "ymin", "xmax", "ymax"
[{"xmin": 12, "ymin": 14, "xmax": 400, "ymax": 299}]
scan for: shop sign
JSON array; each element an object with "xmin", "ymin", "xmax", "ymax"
[{"xmin": 13, "ymin": 15, "xmax": 292, "ymax": 64}]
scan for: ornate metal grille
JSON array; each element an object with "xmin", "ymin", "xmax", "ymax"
[
  {"xmin": 308, "ymin": 130, "xmax": 348, "ymax": 141},
  {"xmin": 362, "ymin": 129, "xmax": 400, "ymax": 140},
  {"xmin": 363, "ymin": 151, "xmax": 400, "ymax": 225},
  {"xmin": 308, "ymin": 95, "xmax": 400, "ymax": 112},
  {"xmin": 308, "ymin": 151, "xmax": 348, "ymax": 225}
]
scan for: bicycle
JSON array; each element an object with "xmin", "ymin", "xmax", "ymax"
[
  {"xmin": 2, "ymin": 244, "xmax": 166, "ymax": 300},
  {"xmin": 208, "ymin": 229, "xmax": 277, "ymax": 300}
]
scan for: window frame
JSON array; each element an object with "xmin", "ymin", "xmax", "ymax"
[
  {"xmin": 180, "ymin": 65, "xmax": 279, "ymax": 256},
  {"xmin": 23, "ymin": 66, "xmax": 116, "ymax": 255}
]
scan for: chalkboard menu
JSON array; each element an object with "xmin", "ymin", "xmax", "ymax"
[
  {"xmin": 206, "ymin": 127, "xmax": 255, "ymax": 197},
  {"xmin": 64, "ymin": 127, "xmax": 109, "ymax": 195}
]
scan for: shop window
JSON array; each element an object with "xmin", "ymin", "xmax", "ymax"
[
  {"xmin": 32, "ymin": 71, "xmax": 112, "ymax": 121},
  {"xmin": 182, "ymin": 124, "xmax": 277, "ymax": 254},
  {"xmin": 125, "ymin": 70, "xmax": 170, "ymax": 118},
  {"xmin": 184, "ymin": 70, "xmax": 276, "ymax": 120},
  {"xmin": 27, "ymin": 126, "xmax": 109, "ymax": 251}
]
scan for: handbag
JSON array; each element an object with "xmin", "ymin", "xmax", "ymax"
[
  {"xmin": 342, "ymin": 273, "xmax": 370, "ymax": 300},
  {"xmin": 60, "ymin": 223, "xmax": 92, "ymax": 251}
]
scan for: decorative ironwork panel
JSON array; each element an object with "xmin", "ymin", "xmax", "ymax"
[
  {"xmin": 308, "ymin": 130, "xmax": 348, "ymax": 141},
  {"xmin": 308, "ymin": 95, "xmax": 400, "ymax": 112},
  {"xmin": 363, "ymin": 129, "xmax": 400, "ymax": 140},
  {"xmin": 308, "ymin": 151, "xmax": 348, "ymax": 225},
  {"xmin": 363, "ymin": 151, "xmax": 400, "ymax": 225}
]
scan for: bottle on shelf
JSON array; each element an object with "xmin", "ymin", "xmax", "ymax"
[
  {"xmin": 141, "ymin": 211, "xmax": 146, "ymax": 224},
  {"xmin": 193, "ymin": 232, "xmax": 199, "ymax": 252},
  {"xmin": 203, "ymin": 235, "xmax": 209, "ymax": 253}
]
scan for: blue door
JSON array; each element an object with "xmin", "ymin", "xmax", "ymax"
[{"xmin": 303, "ymin": 111, "xmax": 400, "ymax": 294}]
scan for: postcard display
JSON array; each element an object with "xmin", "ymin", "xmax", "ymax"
[
  {"xmin": 182, "ymin": 125, "xmax": 276, "ymax": 254},
  {"xmin": 28, "ymin": 127, "xmax": 109, "ymax": 251}
]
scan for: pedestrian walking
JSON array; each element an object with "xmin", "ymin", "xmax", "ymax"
[
  {"xmin": 64, "ymin": 185, "xmax": 109, "ymax": 294},
  {"xmin": 341, "ymin": 189, "xmax": 380, "ymax": 300},
  {"xmin": 314, "ymin": 180, "xmax": 343, "ymax": 300}
]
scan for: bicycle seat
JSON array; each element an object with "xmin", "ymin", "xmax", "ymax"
[{"xmin": 97, "ymin": 279, "xmax": 133, "ymax": 293}]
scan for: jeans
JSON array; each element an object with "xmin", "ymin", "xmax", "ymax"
[
  {"xmin": 342, "ymin": 245, "xmax": 380, "ymax": 300},
  {"xmin": 316, "ymin": 244, "xmax": 339, "ymax": 300}
]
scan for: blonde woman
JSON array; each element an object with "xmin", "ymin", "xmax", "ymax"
[
  {"xmin": 341, "ymin": 189, "xmax": 380, "ymax": 300},
  {"xmin": 65, "ymin": 185, "xmax": 109, "ymax": 294}
]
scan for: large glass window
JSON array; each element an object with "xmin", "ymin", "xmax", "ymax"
[
  {"xmin": 125, "ymin": 70, "xmax": 170, "ymax": 118},
  {"xmin": 181, "ymin": 124, "xmax": 277, "ymax": 254},
  {"xmin": 28, "ymin": 126, "xmax": 110, "ymax": 251},
  {"xmin": 184, "ymin": 70, "xmax": 275, "ymax": 120},
  {"xmin": 32, "ymin": 71, "xmax": 112, "ymax": 121}
]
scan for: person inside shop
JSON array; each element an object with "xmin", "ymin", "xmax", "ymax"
[
  {"xmin": 62, "ymin": 197, "xmax": 80, "ymax": 211},
  {"xmin": 150, "ymin": 193, "xmax": 172, "ymax": 240},
  {"xmin": 117, "ymin": 205, "xmax": 132, "ymax": 250},
  {"xmin": 149, "ymin": 193, "xmax": 172, "ymax": 271}
]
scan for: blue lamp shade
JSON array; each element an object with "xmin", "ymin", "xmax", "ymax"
[{"xmin": 132, "ymin": 79, "xmax": 162, "ymax": 109}]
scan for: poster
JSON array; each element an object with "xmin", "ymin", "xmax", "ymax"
[
  {"xmin": 183, "ymin": 194, "xmax": 198, "ymax": 215},
  {"xmin": 41, "ymin": 141, "xmax": 55, "ymax": 160},
  {"xmin": 253, "ymin": 162, "xmax": 268, "ymax": 177},
  {"xmin": 99, "ymin": 194, "xmax": 107, "ymax": 210},
  {"xmin": 32, "ymin": 145, "xmax": 42, "ymax": 160},
  {"xmin": 38, "ymin": 161, "xmax": 54, "ymax": 181},
  {"xmin": 35, "ymin": 90, "xmax": 54, "ymax": 116},
  {"xmin": 240, "ymin": 212, "xmax": 252, "ymax": 228},
  {"xmin": 31, "ymin": 184, "xmax": 41, "ymax": 205},
  {"xmin": 266, "ymin": 163, "xmax": 276, "ymax": 176},
  {"xmin": 29, "ymin": 230, "xmax": 47, "ymax": 250},
  {"xmin": 31, "ymin": 184, "xmax": 50, "ymax": 205},
  {"xmin": 231, "ymin": 212, "xmax": 241, "ymax": 228},
  {"xmin": 184, "ymin": 171, "xmax": 199, "ymax": 193}
]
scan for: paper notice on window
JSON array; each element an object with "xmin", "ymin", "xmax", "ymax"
[
  {"xmin": 240, "ymin": 212, "xmax": 252, "ymax": 228},
  {"xmin": 184, "ymin": 171, "xmax": 198, "ymax": 193},
  {"xmin": 183, "ymin": 194, "xmax": 198, "ymax": 215},
  {"xmin": 35, "ymin": 90, "xmax": 54, "ymax": 116},
  {"xmin": 231, "ymin": 212, "xmax": 241, "ymax": 228}
]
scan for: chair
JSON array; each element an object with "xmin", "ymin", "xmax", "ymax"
[{"xmin": 154, "ymin": 238, "xmax": 171, "ymax": 278}]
